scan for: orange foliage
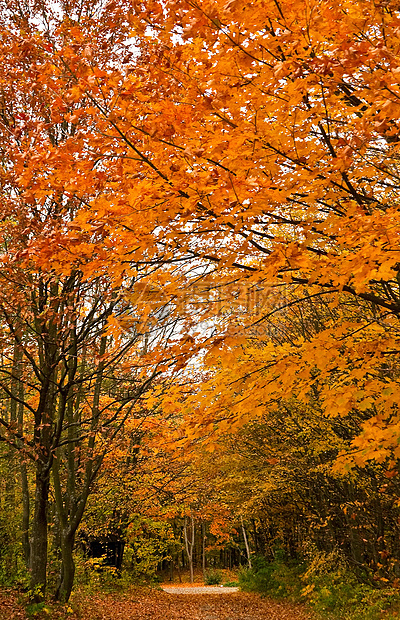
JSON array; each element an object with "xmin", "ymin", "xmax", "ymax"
[{"xmin": 2, "ymin": 0, "xmax": 400, "ymax": 486}]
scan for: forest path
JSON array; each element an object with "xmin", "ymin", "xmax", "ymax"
[
  {"xmin": 161, "ymin": 584, "xmax": 240, "ymax": 593},
  {"xmin": 1, "ymin": 587, "xmax": 317, "ymax": 620}
]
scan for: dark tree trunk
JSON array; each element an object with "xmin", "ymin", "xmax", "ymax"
[
  {"xmin": 29, "ymin": 467, "xmax": 50, "ymax": 602},
  {"xmin": 21, "ymin": 463, "xmax": 30, "ymax": 568},
  {"xmin": 55, "ymin": 530, "xmax": 75, "ymax": 603},
  {"xmin": 18, "ymin": 369, "xmax": 30, "ymax": 569}
]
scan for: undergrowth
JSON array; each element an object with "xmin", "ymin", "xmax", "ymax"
[
  {"xmin": 238, "ymin": 550, "xmax": 400, "ymax": 620},
  {"xmin": 204, "ymin": 569, "xmax": 223, "ymax": 585}
]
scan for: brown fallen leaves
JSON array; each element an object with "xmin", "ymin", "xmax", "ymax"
[{"xmin": 0, "ymin": 587, "xmax": 316, "ymax": 620}]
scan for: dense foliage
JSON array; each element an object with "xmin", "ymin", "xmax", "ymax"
[{"xmin": 1, "ymin": 0, "xmax": 400, "ymax": 610}]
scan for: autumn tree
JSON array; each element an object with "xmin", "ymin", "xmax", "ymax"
[
  {"xmin": 3, "ymin": 0, "xmax": 400, "ymax": 600},
  {"xmin": 22, "ymin": 0, "xmax": 400, "ymax": 465},
  {"xmin": 106, "ymin": 0, "xmax": 400, "ymax": 464},
  {"xmin": 0, "ymin": 0, "xmax": 190, "ymax": 602}
]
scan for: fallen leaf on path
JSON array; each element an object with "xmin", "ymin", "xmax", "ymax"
[{"xmin": 0, "ymin": 588, "xmax": 316, "ymax": 620}]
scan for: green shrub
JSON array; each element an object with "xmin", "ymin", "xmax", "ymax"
[
  {"xmin": 223, "ymin": 581, "xmax": 239, "ymax": 587},
  {"xmin": 238, "ymin": 554, "xmax": 304, "ymax": 600},
  {"xmin": 204, "ymin": 569, "xmax": 223, "ymax": 585},
  {"xmin": 302, "ymin": 549, "xmax": 400, "ymax": 620}
]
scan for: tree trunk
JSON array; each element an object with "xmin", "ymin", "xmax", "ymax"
[
  {"xmin": 21, "ymin": 463, "xmax": 30, "ymax": 568},
  {"xmin": 202, "ymin": 522, "xmax": 207, "ymax": 577},
  {"xmin": 18, "ymin": 369, "xmax": 30, "ymax": 568},
  {"xmin": 241, "ymin": 516, "xmax": 252, "ymax": 569},
  {"xmin": 55, "ymin": 530, "xmax": 75, "ymax": 603},
  {"xmin": 29, "ymin": 467, "xmax": 50, "ymax": 602},
  {"xmin": 184, "ymin": 515, "xmax": 195, "ymax": 583},
  {"xmin": 52, "ymin": 337, "xmax": 108, "ymax": 601}
]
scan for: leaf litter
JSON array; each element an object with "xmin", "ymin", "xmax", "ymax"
[{"xmin": 0, "ymin": 588, "xmax": 316, "ymax": 620}]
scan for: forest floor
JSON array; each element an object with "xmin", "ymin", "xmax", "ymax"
[{"xmin": 0, "ymin": 585, "xmax": 317, "ymax": 620}]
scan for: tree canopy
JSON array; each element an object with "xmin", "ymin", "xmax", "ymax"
[{"xmin": 1, "ymin": 0, "xmax": 400, "ymax": 604}]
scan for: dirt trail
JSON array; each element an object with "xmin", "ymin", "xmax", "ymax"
[{"xmin": 161, "ymin": 585, "xmax": 240, "ymax": 594}]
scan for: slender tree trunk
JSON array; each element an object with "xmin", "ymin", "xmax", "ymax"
[
  {"xmin": 29, "ymin": 466, "xmax": 50, "ymax": 602},
  {"xmin": 184, "ymin": 515, "xmax": 195, "ymax": 583},
  {"xmin": 21, "ymin": 463, "xmax": 30, "ymax": 567},
  {"xmin": 202, "ymin": 522, "xmax": 207, "ymax": 577},
  {"xmin": 241, "ymin": 516, "xmax": 252, "ymax": 569},
  {"xmin": 18, "ymin": 364, "xmax": 30, "ymax": 568},
  {"xmin": 55, "ymin": 530, "xmax": 75, "ymax": 603}
]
